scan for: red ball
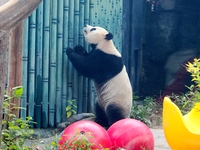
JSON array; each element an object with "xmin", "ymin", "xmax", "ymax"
[
  {"xmin": 107, "ymin": 118, "xmax": 154, "ymax": 150},
  {"xmin": 58, "ymin": 120, "xmax": 112, "ymax": 149}
]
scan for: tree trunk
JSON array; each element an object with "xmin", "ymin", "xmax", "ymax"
[
  {"xmin": 0, "ymin": 0, "xmax": 42, "ymax": 38},
  {"xmin": 8, "ymin": 22, "xmax": 23, "ymax": 118},
  {"xmin": 0, "ymin": 0, "xmax": 42, "ymax": 146},
  {"xmin": 0, "ymin": 34, "xmax": 9, "ymax": 147}
]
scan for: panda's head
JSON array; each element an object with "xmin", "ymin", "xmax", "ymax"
[
  {"xmin": 83, "ymin": 25, "xmax": 113, "ymax": 44},
  {"xmin": 83, "ymin": 25, "xmax": 121, "ymax": 56}
]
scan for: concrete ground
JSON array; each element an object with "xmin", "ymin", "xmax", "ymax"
[
  {"xmin": 25, "ymin": 128, "xmax": 171, "ymax": 149},
  {"xmin": 151, "ymin": 129, "xmax": 170, "ymax": 150}
]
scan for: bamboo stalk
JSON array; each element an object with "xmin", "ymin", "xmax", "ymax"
[
  {"xmin": 56, "ymin": 0, "xmax": 63, "ymax": 124},
  {"xmin": 67, "ymin": 0, "xmax": 74, "ymax": 105},
  {"xmin": 88, "ymin": 0, "xmax": 95, "ymax": 113},
  {"xmin": 35, "ymin": 2, "xmax": 43, "ymax": 128},
  {"xmin": 73, "ymin": 0, "xmax": 80, "ymax": 113},
  {"xmin": 62, "ymin": 0, "xmax": 69, "ymax": 122},
  {"xmin": 28, "ymin": 11, "xmax": 36, "ymax": 121},
  {"xmin": 82, "ymin": 0, "xmax": 90, "ymax": 112},
  {"xmin": 21, "ymin": 18, "xmax": 29, "ymax": 120},
  {"xmin": 42, "ymin": 0, "xmax": 50, "ymax": 128},
  {"xmin": 49, "ymin": 0, "xmax": 57, "ymax": 127}
]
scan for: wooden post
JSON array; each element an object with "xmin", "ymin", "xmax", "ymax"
[
  {"xmin": 8, "ymin": 22, "xmax": 23, "ymax": 118},
  {"xmin": 0, "ymin": 33, "xmax": 9, "ymax": 146},
  {"xmin": 0, "ymin": 0, "xmax": 42, "ymax": 39},
  {"xmin": 0, "ymin": 0, "xmax": 42, "ymax": 144}
]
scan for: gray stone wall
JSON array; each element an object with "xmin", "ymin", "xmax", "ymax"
[{"xmin": 140, "ymin": 0, "xmax": 200, "ymax": 99}]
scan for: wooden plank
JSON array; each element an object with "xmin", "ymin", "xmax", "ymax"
[
  {"xmin": 0, "ymin": 0, "xmax": 42, "ymax": 38},
  {"xmin": 122, "ymin": 0, "xmax": 131, "ymax": 76},
  {"xmin": 8, "ymin": 22, "xmax": 23, "ymax": 118}
]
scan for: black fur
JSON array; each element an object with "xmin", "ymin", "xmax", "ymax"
[
  {"xmin": 66, "ymin": 45, "xmax": 123, "ymax": 84},
  {"xmin": 105, "ymin": 32, "xmax": 113, "ymax": 40},
  {"xmin": 106, "ymin": 104, "xmax": 125, "ymax": 125},
  {"xmin": 95, "ymin": 102, "xmax": 109, "ymax": 127},
  {"xmin": 74, "ymin": 45, "xmax": 89, "ymax": 56},
  {"xmin": 95, "ymin": 103, "xmax": 126, "ymax": 128}
]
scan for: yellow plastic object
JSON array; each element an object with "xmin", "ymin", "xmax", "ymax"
[{"xmin": 163, "ymin": 97, "xmax": 200, "ymax": 150}]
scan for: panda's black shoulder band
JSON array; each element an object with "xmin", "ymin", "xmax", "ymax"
[{"xmin": 105, "ymin": 32, "xmax": 113, "ymax": 40}]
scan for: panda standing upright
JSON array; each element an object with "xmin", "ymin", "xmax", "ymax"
[{"xmin": 66, "ymin": 25, "xmax": 132, "ymax": 127}]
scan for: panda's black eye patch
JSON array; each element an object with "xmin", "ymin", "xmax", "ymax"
[{"xmin": 90, "ymin": 28, "xmax": 96, "ymax": 32}]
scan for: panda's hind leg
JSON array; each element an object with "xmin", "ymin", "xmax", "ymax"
[
  {"xmin": 95, "ymin": 102, "xmax": 109, "ymax": 127},
  {"xmin": 106, "ymin": 104, "xmax": 126, "ymax": 126}
]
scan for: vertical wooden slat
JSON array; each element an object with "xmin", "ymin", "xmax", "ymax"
[
  {"xmin": 28, "ymin": 11, "xmax": 36, "ymax": 120},
  {"xmin": 8, "ymin": 22, "xmax": 23, "ymax": 118},
  {"xmin": 49, "ymin": 0, "xmax": 57, "ymax": 127},
  {"xmin": 35, "ymin": 2, "xmax": 43, "ymax": 128},
  {"xmin": 21, "ymin": 18, "xmax": 29, "ymax": 120},
  {"xmin": 130, "ymin": 0, "xmax": 143, "ymax": 93},
  {"xmin": 56, "ymin": 0, "xmax": 63, "ymax": 124},
  {"xmin": 42, "ymin": 0, "xmax": 50, "ymax": 128},
  {"xmin": 62, "ymin": 0, "xmax": 69, "ymax": 122}
]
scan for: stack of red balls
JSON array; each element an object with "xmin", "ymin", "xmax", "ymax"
[{"xmin": 58, "ymin": 119, "xmax": 154, "ymax": 150}]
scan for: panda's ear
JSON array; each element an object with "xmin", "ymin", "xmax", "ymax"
[{"xmin": 105, "ymin": 32, "xmax": 113, "ymax": 40}]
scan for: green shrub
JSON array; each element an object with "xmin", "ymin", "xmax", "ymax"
[
  {"xmin": 1, "ymin": 86, "xmax": 35, "ymax": 150},
  {"xmin": 170, "ymin": 58, "xmax": 200, "ymax": 114},
  {"xmin": 130, "ymin": 94, "xmax": 162, "ymax": 126}
]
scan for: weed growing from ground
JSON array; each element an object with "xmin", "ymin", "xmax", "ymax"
[
  {"xmin": 1, "ymin": 86, "xmax": 35, "ymax": 150},
  {"xmin": 130, "ymin": 94, "xmax": 162, "ymax": 127}
]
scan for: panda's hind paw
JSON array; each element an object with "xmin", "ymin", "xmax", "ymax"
[{"xmin": 66, "ymin": 47, "xmax": 73, "ymax": 55}]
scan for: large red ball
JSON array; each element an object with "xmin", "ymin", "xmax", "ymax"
[
  {"xmin": 58, "ymin": 120, "xmax": 112, "ymax": 149},
  {"xmin": 107, "ymin": 119, "xmax": 154, "ymax": 150}
]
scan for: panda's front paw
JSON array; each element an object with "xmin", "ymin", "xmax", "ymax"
[
  {"xmin": 74, "ymin": 45, "xmax": 88, "ymax": 56},
  {"xmin": 66, "ymin": 47, "xmax": 73, "ymax": 55}
]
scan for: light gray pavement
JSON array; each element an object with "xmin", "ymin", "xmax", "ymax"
[
  {"xmin": 25, "ymin": 128, "xmax": 171, "ymax": 149},
  {"xmin": 151, "ymin": 129, "xmax": 170, "ymax": 150}
]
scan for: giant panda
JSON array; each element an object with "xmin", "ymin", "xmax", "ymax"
[{"xmin": 66, "ymin": 25, "xmax": 132, "ymax": 127}]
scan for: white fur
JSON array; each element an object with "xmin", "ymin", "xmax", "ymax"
[
  {"xmin": 83, "ymin": 25, "xmax": 121, "ymax": 57},
  {"xmin": 83, "ymin": 25, "xmax": 132, "ymax": 122},
  {"xmin": 94, "ymin": 66, "xmax": 132, "ymax": 117}
]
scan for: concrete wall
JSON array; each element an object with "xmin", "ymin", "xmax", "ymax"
[{"xmin": 140, "ymin": 0, "xmax": 200, "ymax": 100}]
